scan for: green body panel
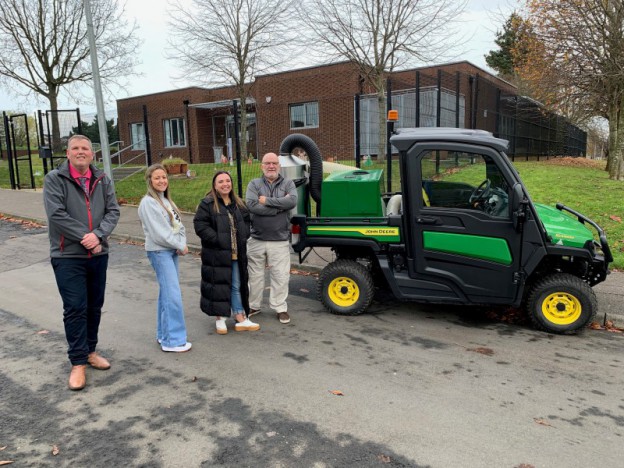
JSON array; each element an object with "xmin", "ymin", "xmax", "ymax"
[
  {"xmin": 534, "ymin": 203, "xmax": 594, "ymax": 248},
  {"xmin": 321, "ymin": 169, "xmax": 384, "ymax": 217},
  {"xmin": 307, "ymin": 225, "xmax": 400, "ymax": 243},
  {"xmin": 423, "ymin": 231, "xmax": 513, "ymax": 265}
]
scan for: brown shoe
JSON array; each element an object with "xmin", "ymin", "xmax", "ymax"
[
  {"xmin": 248, "ymin": 308, "xmax": 261, "ymax": 317},
  {"xmin": 87, "ymin": 352, "xmax": 111, "ymax": 370},
  {"xmin": 68, "ymin": 365, "xmax": 87, "ymax": 391},
  {"xmin": 277, "ymin": 312, "xmax": 290, "ymax": 324}
]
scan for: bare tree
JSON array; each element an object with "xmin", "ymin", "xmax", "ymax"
[
  {"xmin": 303, "ymin": 0, "xmax": 466, "ymax": 161},
  {"xmin": 516, "ymin": 0, "xmax": 624, "ymax": 180},
  {"xmin": 0, "ymin": 0, "xmax": 140, "ymax": 151},
  {"xmin": 168, "ymin": 0, "xmax": 300, "ymax": 159}
]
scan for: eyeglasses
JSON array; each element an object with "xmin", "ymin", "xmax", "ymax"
[{"xmin": 262, "ymin": 162, "xmax": 279, "ymax": 166}]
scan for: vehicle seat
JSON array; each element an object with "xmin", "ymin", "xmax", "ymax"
[
  {"xmin": 386, "ymin": 194, "xmax": 403, "ymax": 215},
  {"xmin": 386, "ymin": 189, "xmax": 430, "ymax": 215},
  {"xmin": 422, "ymin": 187, "xmax": 430, "ymax": 207}
]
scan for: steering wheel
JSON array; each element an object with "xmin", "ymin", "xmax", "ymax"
[{"xmin": 469, "ymin": 179, "xmax": 492, "ymax": 205}]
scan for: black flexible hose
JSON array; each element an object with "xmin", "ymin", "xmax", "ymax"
[{"xmin": 279, "ymin": 134, "xmax": 323, "ymax": 206}]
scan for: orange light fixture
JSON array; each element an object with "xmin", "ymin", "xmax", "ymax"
[{"xmin": 387, "ymin": 110, "xmax": 399, "ymax": 121}]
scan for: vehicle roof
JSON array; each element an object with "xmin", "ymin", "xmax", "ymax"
[{"xmin": 390, "ymin": 127, "xmax": 509, "ymax": 152}]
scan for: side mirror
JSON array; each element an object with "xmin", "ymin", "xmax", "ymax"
[
  {"xmin": 511, "ymin": 183, "xmax": 524, "ymax": 212},
  {"xmin": 511, "ymin": 183, "xmax": 527, "ymax": 232}
]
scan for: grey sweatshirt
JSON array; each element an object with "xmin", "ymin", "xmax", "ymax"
[
  {"xmin": 245, "ymin": 174, "xmax": 297, "ymax": 241},
  {"xmin": 138, "ymin": 194, "xmax": 187, "ymax": 251}
]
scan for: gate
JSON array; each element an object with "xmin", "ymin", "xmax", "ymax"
[
  {"xmin": 1, "ymin": 111, "xmax": 36, "ymax": 190},
  {"xmin": 37, "ymin": 108, "xmax": 82, "ymax": 174}
]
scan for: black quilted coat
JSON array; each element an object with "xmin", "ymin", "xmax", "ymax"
[{"xmin": 193, "ymin": 195, "xmax": 250, "ymax": 317}]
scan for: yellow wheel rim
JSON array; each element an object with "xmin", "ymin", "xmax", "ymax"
[
  {"xmin": 328, "ymin": 277, "xmax": 360, "ymax": 307},
  {"xmin": 541, "ymin": 292, "xmax": 582, "ymax": 325}
]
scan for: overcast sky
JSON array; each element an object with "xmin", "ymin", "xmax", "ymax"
[{"xmin": 0, "ymin": 0, "xmax": 520, "ymax": 118}]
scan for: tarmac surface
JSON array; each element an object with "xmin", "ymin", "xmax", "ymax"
[
  {"xmin": 0, "ymin": 187, "xmax": 622, "ymax": 324},
  {"xmin": 1, "ymin": 187, "xmax": 624, "ymax": 466}
]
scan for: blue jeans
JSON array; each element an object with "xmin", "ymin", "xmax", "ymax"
[
  {"xmin": 147, "ymin": 250, "xmax": 188, "ymax": 347},
  {"xmin": 51, "ymin": 255, "xmax": 108, "ymax": 365},
  {"xmin": 231, "ymin": 260, "xmax": 244, "ymax": 315}
]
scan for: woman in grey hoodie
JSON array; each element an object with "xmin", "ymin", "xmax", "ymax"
[{"xmin": 138, "ymin": 164, "xmax": 191, "ymax": 353}]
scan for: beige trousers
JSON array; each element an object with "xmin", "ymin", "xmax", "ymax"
[{"xmin": 247, "ymin": 238, "xmax": 290, "ymax": 313}]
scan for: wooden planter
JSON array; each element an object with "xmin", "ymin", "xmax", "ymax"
[
  {"xmin": 164, "ymin": 163, "xmax": 188, "ymax": 175},
  {"xmin": 165, "ymin": 164, "xmax": 180, "ymax": 174}
]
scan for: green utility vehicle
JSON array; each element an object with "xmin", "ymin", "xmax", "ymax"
[{"xmin": 285, "ymin": 128, "xmax": 612, "ymax": 334}]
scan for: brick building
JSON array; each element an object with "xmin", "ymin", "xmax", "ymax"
[{"xmin": 116, "ymin": 61, "xmax": 583, "ymax": 164}]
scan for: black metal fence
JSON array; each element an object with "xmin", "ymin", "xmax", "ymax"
[{"xmin": 367, "ymin": 71, "xmax": 587, "ymax": 162}]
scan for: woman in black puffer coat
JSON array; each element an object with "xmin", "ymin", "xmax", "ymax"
[{"xmin": 193, "ymin": 171, "xmax": 260, "ymax": 335}]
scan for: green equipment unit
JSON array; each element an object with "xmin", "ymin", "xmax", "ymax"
[{"xmin": 320, "ymin": 169, "xmax": 385, "ymax": 217}]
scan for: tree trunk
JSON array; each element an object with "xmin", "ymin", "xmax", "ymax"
[
  {"xmin": 47, "ymin": 90, "xmax": 63, "ymax": 154},
  {"xmin": 608, "ymin": 101, "xmax": 624, "ymax": 180}
]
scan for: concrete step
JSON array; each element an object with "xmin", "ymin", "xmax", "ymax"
[{"xmin": 112, "ymin": 166, "xmax": 145, "ymax": 182}]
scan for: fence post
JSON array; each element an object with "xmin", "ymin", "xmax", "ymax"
[
  {"xmin": 386, "ymin": 78, "xmax": 392, "ymax": 192},
  {"xmin": 37, "ymin": 110, "xmax": 49, "ymax": 174},
  {"xmin": 456, "ymin": 72, "xmax": 461, "ymax": 128},
  {"xmin": 233, "ymin": 100, "xmax": 243, "ymax": 198},
  {"xmin": 184, "ymin": 100, "xmax": 193, "ymax": 163},
  {"xmin": 495, "ymin": 89, "xmax": 501, "ymax": 137},
  {"xmin": 472, "ymin": 74, "xmax": 480, "ymax": 129},
  {"xmin": 3, "ymin": 112, "xmax": 17, "ymax": 189},
  {"xmin": 354, "ymin": 93, "xmax": 361, "ymax": 168},
  {"xmin": 143, "ymin": 105, "xmax": 152, "ymax": 166},
  {"xmin": 415, "ymin": 71, "xmax": 420, "ymax": 127},
  {"xmin": 436, "ymin": 70, "xmax": 442, "ymax": 128},
  {"xmin": 76, "ymin": 108, "xmax": 82, "ymax": 135}
]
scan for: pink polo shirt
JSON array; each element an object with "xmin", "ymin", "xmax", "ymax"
[{"xmin": 68, "ymin": 163, "xmax": 92, "ymax": 194}]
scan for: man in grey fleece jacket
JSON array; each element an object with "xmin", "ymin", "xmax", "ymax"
[
  {"xmin": 43, "ymin": 135, "xmax": 120, "ymax": 390},
  {"xmin": 246, "ymin": 152, "xmax": 297, "ymax": 324}
]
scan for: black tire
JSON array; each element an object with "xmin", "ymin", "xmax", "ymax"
[
  {"xmin": 317, "ymin": 259, "xmax": 374, "ymax": 316},
  {"xmin": 525, "ymin": 273, "xmax": 597, "ymax": 334}
]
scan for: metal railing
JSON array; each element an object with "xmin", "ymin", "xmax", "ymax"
[{"xmin": 94, "ymin": 140, "xmax": 148, "ymax": 182}]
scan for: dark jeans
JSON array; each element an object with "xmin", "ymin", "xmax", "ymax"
[{"xmin": 51, "ymin": 255, "xmax": 109, "ymax": 365}]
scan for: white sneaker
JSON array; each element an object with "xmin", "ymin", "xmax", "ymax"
[
  {"xmin": 161, "ymin": 342, "xmax": 192, "ymax": 353},
  {"xmin": 235, "ymin": 318, "xmax": 260, "ymax": 332},
  {"xmin": 216, "ymin": 318, "xmax": 228, "ymax": 335}
]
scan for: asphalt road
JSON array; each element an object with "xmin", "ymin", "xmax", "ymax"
[{"xmin": 1, "ymin": 218, "xmax": 623, "ymax": 467}]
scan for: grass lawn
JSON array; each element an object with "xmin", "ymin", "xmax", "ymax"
[{"xmin": 1, "ymin": 157, "xmax": 622, "ymax": 268}]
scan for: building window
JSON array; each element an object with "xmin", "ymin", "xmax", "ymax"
[
  {"xmin": 164, "ymin": 118, "xmax": 186, "ymax": 147},
  {"xmin": 289, "ymin": 102, "xmax": 319, "ymax": 129},
  {"xmin": 130, "ymin": 123, "xmax": 145, "ymax": 150}
]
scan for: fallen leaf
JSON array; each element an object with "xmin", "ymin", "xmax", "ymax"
[
  {"xmin": 290, "ymin": 268, "xmax": 319, "ymax": 277},
  {"xmin": 36, "ymin": 330, "xmax": 50, "ymax": 335},
  {"xmin": 609, "ymin": 215, "xmax": 622, "ymax": 223},
  {"xmin": 378, "ymin": 454, "xmax": 391, "ymax": 463},
  {"xmin": 266, "ymin": 431, "xmax": 277, "ymax": 437},
  {"xmin": 0, "ymin": 448, "xmax": 5, "ymax": 451},
  {"xmin": 588, "ymin": 321, "xmax": 624, "ymax": 333},
  {"xmin": 329, "ymin": 390, "xmax": 344, "ymax": 396},
  {"xmin": 533, "ymin": 418, "xmax": 553, "ymax": 427},
  {"xmin": 0, "ymin": 461, "xmax": 15, "ymax": 465},
  {"xmin": 51, "ymin": 445, "xmax": 59, "ymax": 456},
  {"xmin": 514, "ymin": 464, "xmax": 535, "ymax": 468},
  {"xmin": 467, "ymin": 347, "xmax": 494, "ymax": 356},
  {"xmin": 191, "ymin": 376, "xmax": 197, "ymax": 382}
]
